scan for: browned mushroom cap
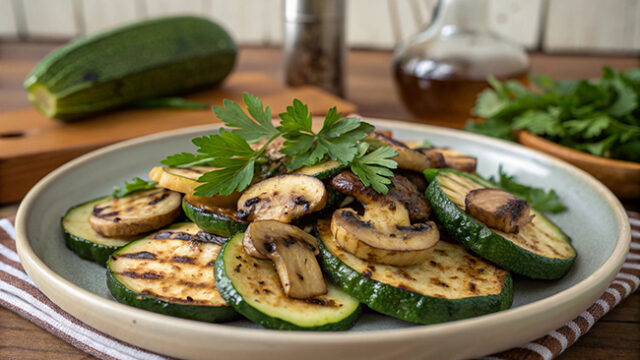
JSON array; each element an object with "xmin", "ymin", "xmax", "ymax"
[
  {"xmin": 331, "ymin": 209, "xmax": 439, "ymax": 266},
  {"xmin": 236, "ymin": 174, "xmax": 328, "ymax": 223},
  {"xmin": 330, "ymin": 171, "xmax": 430, "ymax": 222},
  {"xmin": 465, "ymin": 188, "xmax": 534, "ymax": 233},
  {"xmin": 395, "ymin": 170, "xmax": 428, "ymax": 193},
  {"xmin": 418, "ymin": 147, "xmax": 477, "ymax": 173},
  {"xmin": 369, "ymin": 131, "xmax": 439, "ymax": 172},
  {"xmin": 243, "ymin": 220, "xmax": 327, "ymax": 299},
  {"xmin": 329, "ymin": 170, "xmax": 439, "ymax": 266}
]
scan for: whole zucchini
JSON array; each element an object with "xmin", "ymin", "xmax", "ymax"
[{"xmin": 24, "ymin": 16, "xmax": 236, "ymax": 121}]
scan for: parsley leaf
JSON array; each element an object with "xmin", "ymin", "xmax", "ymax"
[
  {"xmin": 112, "ymin": 177, "xmax": 158, "ymax": 198},
  {"xmin": 191, "ymin": 130, "xmax": 260, "ymax": 196},
  {"xmin": 213, "ymin": 93, "xmax": 279, "ymax": 143},
  {"xmin": 160, "ymin": 152, "xmax": 211, "ymax": 167},
  {"xmin": 350, "ymin": 143, "xmax": 398, "ymax": 194},
  {"xmin": 193, "ymin": 159, "xmax": 255, "ymax": 197},
  {"xmin": 279, "ymin": 105, "xmax": 374, "ymax": 169},
  {"xmin": 490, "ymin": 166, "xmax": 566, "ymax": 213}
]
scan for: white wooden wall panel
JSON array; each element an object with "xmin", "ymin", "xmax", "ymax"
[
  {"xmin": 634, "ymin": 2, "xmax": 640, "ymax": 50},
  {"xmin": 144, "ymin": 0, "xmax": 208, "ymax": 17},
  {"xmin": 8, "ymin": 0, "xmax": 640, "ymax": 53},
  {"xmin": 22, "ymin": 0, "xmax": 79, "ymax": 38},
  {"xmin": 490, "ymin": 0, "xmax": 545, "ymax": 49},
  {"xmin": 266, "ymin": 0, "xmax": 284, "ymax": 45},
  {"xmin": 0, "ymin": 0, "xmax": 18, "ymax": 37},
  {"xmin": 347, "ymin": 0, "xmax": 395, "ymax": 49},
  {"xmin": 544, "ymin": 0, "xmax": 639, "ymax": 53},
  {"xmin": 81, "ymin": 0, "xmax": 140, "ymax": 35},
  {"xmin": 209, "ymin": 0, "xmax": 267, "ymax": 44}
]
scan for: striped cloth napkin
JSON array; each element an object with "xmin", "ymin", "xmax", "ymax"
[{"xmin": 0, "ymin": 213, "xmax": 638, "ymax": 360}]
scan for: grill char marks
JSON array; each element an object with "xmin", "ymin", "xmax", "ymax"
[
  {"xmin": 118, "ymin": 251, "xmax": 157, "ymax": 260},
  {"xmin": 89, "ymin": 189, "xmax": 182, "ymax": 237},
  {"xmin": 109, "ymin": 224, "xmax": 228, "ymax": 307},
  {"xmin": 330, "ymin": 171, "xmax": 430, "ymax": 223},
  {"xmin": 464, "ymin": 188, "xmax": 533, "ymax": 234}
]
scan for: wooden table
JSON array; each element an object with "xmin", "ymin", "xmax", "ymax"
[{"xmin": 1, "ymin": 42, "xmax": 639, "ymax": 359}]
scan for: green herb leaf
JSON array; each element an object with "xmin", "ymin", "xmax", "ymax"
[
  {"xmin": 213, "ymin": 93, "xmax": 279, "ymax": 143},
  {"xmin": 512, "ymin": 110, "xmax": 564, "ymax": 137},
  {"xmin": 112, "ymin": 177, "xmax": 158, "ymax": 198},
  {"xmin": 466, "ymin": 67, "xmax": 640, "ymax": 163},
  {"xmin": 279, "ymin": 105, "xmax": 374, "ymax": 169},
  {"xmin": 194, "ymin": 159, "xmax": 255, "ymax": 196},
  {"xmin": 160, "ymin": 152, "xmax": 211, "ymax": 167},
  {"xmin": 491, "ymin": 166, "xmax": 566, "ymax": 213},
  {"xmin": 350, "ymin": 143, "xmax": 398, "ymax": 194}
]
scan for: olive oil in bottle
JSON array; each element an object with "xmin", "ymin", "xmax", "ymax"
[{"xmin": 393, "ymin": 0, "xmax": 529, "ymax": 125}]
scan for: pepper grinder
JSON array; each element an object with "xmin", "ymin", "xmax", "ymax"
[{"xmin": 283, "ymin": 0, "xmax": 345, "ymax": 97}]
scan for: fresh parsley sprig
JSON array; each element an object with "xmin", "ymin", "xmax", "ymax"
[
  {"xmin": 350, "ymin": 143, "xmax": 398, "ymax": 193},
  {"xmin": 160, "ymin": 93, "xmax": 398, "ymax": 196},
  {"xmin": 112, "ymin": 177, "xmax": 158, "ymax": 198},
  {"xmin": 278, "ymin": 100, "xmax": 375, "ymax": 169},
  {"xmin": 466, "ymin": 68, "xmax": 640, "ymax": 163}
]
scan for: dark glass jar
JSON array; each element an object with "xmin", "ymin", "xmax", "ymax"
[{"xmin": 393, "ymin": 0, "xmax": 529, "ymax": 124}]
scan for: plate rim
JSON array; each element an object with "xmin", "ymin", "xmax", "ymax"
[{"xmin": 14, "ymin": 119, "xmax": 631, "ymax": 352}]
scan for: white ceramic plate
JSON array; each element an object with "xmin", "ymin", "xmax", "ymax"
[{"xmin": 15, "ymin": 119, "xmax": 631, "ymax": 360}]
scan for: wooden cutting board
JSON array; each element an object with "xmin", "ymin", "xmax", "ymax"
[{"xmin": 0, "ymin": 72, "xmax": 356, "ymax": 203}]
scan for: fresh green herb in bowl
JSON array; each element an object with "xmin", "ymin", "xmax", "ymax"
[{"xmin": 466, "ymin": 67, "xmax": 640, "ymax": 163}]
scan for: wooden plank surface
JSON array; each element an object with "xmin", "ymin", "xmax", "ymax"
[
  {"xmin": 0, "ymin": 71, "xmax": 355, "ymax": 203},
  {"xmin": 0, "ymin": 43, "xmax": 639, "ymax": 360}
]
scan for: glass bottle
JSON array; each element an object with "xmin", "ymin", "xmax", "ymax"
[{"xmin": 393, "ymin": 0, "xmax": 529, "ymax": 124}]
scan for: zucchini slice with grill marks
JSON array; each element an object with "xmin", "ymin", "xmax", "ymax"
[
  {"xmin": 318, "ymin": 220, "xmax": 512, "ymax": 324},
  {"xmin": 215, "ymin": 233, "xmax": 361, "ymax": 330},
  {"xmin": 182, "ymin": 198, "xmax": 247, "ymax": 237},
  {"xmin": 89, "ymin": 189, "xmax": 182, "ymax": 237},
  {"xmin": 424, "ymin": 169, "xmax": 576, "ymax": 280},
  {"xmin": 107, "ymin": 222, "xmax": 238, "ymax": 322},
  {"xmin": 292, "ymin": 160, "xmax": 345, "ymax": 179},
  {"xmin": 62, "ymin": 197, "xmax": 138, "ymax": 266}
]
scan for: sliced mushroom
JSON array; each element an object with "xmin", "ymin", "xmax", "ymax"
[
  {"xmin": 330, "ymin": 171, "xmax": 430, "ymax": 223},
  {"xmin": 465, "ymin": 188, "xmax": 534, "ymax": 233},
  {"xmin": 243, "ymin": 220, "xmax": 327, "ymax": 299},
  {"xmin": 89, "ymin": 189, "xmax": 181, "ymax": 237},
  {"xmin": 243, "ymin": 219, "xmax": 319, "ymax": 259},
  {"xmin": 395, "ymin": 170, "xmax": 428, "ymax": 193},
  {"xmin": 329, "ymin": 171, "xmax": 439, "ymax": 266},
  {"xmin": 369, "ymin": 131, "xmax": 439, "ymax": 172},
  {"xmin": 236, "ymin": 175, "xmax": 327, "ymax": 223},
  {"xmin": 331, "ymin": 209, "xmax": 439, "ymax": 266},
  {"xmin": 418, "ymin": 148, "xmax": 477, "ymax": 173},
  {"xmin": 149, "ymin": 166, "xmax": 240, "ymax": 208}
]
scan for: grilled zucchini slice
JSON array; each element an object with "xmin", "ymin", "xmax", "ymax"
[
  {"xmin": 215, "ymin": 233, "xmax": 361, "ymax": 331},
  {"xmin": 292, "ymin": 160, "xmax": 345, "ymax": 179},
  {"xmin": 62, "ymin": 197, "xmax": 137, "ymax": 266},
  {"xmin": 89, "ymin": 189, "xmax": 182, "ymax": 237},
  {"xmin": 318, "ymin": 220, "xmax": 512, "ymax": 324},
  {"xmin": 182, "ymin": 198, "xmax": 247, "ymax": 237},
  {"xmin": 424, "ymin": 169, "xmax": 576, "ymax": 280},
  {"xmin": 107, "ymin": 223, "xmax": 237, "ymax": 322}
]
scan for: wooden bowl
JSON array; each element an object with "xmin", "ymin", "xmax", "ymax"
[{"xmin": 518, "ymin": 131, "xmax": 640, "ymax": 199}]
